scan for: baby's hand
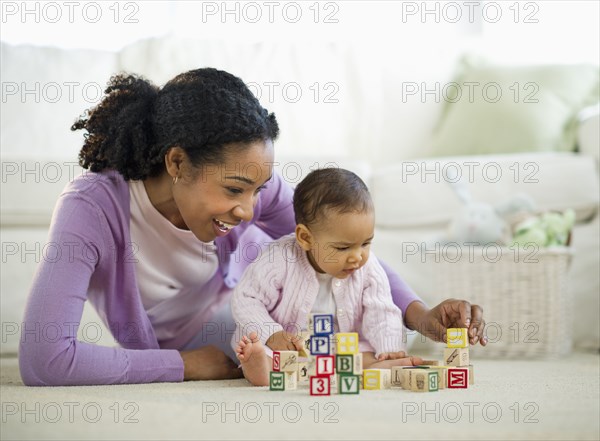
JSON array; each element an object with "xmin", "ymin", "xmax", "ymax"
[{"xmin": 377, "ymin": 351, "xmax": 408, "ymax": 361}]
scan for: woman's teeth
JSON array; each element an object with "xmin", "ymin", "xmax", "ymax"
[{"xmin": 214, "ymin": 219, "xmax": 236, "ymax": 231}]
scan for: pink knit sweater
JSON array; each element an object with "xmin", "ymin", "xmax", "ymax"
[{"xmin": 231, "ymin": 234, "xmax": 406, "ymax": 357}]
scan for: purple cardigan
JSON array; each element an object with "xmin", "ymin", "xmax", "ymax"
[{"xmin": 19, "ymin": 170, "xmax": 422, "ymax": 386}]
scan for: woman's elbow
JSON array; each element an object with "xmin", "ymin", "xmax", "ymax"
[{"xmin": 18, "ymin": 340, "xmax": 72, "ymax": 386}]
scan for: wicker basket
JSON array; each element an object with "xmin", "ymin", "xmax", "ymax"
[{"xmin": 431, "ymin": 245, "xmax": 574, "ymax": 358}]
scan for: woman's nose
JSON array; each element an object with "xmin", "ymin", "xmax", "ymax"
[{"xmin": 232, "ymin": 196, "xmax": 255, "ymax": 222}]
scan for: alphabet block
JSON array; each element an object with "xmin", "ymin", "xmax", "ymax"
[
  {"xmin": 363, "ymin": 368, "xmax": 391, "ymax": 390},
  {"xmin": 336, "ymin": 353, "xmax": 363, "ymax": 375},
  {"xmin": 447, "ymin": 367, "xmax": 469, "ymax": 388},
  {"xmin": 429, "ymin": 367, "xmax": 448, "ymax": 389},
  {"xmin": 443, "ymin": 347, "xmax": 469, "ymax": 367},
  {"xmin": 447, "ymin": 328, "xmax": 469, "ymax": 348},
  {"xmin": 270, "ymin": 371, "xmax": 297, "ymax": 391},
  {"xmin": 469, "ymin": 364, "xmax": 474, "ymax": 385},
  {"xmin": 338, "ymin": 374, "xmax": 360, "ymax": 394},
  {"xmin": 309, "ymin": 335, "xmax": 331, "ymax": 355},
  {"xmin": 308, "ymin": 313, "xmax": 334, "ymax": 336},
  {"xmin": 409, "ymin": 370, "xmax": 439, "ymax": 392},
  {"xmin": 310, "ymin": 376, "xmax": 331, "ymax": 396},
  {"xmin": 316, "ymin": 355, "xmax": 335, "ymax": 376},
  {"xmin": 297, "ymin": 331, "xmax": 311, "ymax": 357},
  {"xmin": 272, "ymin": 350, "xmax": 298, "ymax": 372},
  {"xmin": 420, "ymin": 360, "xmax": 441, "ymax": 366},
  {"xmin": 297, "ymin": 362, "xmax": 309, "ymax": 382},
  {"xmin": 335, "ymin": 332, "xmax": 359, "ymax": 354}
]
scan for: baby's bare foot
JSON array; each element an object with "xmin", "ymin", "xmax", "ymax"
[{"xmin": 235, "ymin": 332, "xmax": 271, "ymax": 386}]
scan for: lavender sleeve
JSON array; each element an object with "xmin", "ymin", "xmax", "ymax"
[
  {"xmin": 18, "ymin": 193, "xmax": 184, "ymax": 386},
  {"xmin": 377, "ymin": 258, "xmax": 426, "ymax": 318}
]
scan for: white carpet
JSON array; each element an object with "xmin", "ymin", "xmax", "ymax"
[{"xmin": 2, "ymin": 352, "xmax": 599, "ymax": 440}]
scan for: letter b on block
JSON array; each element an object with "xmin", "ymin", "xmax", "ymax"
[
  {"xmin": 447, "ymin": 328, "xmax": 469, "ymax": 348},
  {"xmin": 270, "ymin": 372, "xmax": 285, "ymax": 391}
]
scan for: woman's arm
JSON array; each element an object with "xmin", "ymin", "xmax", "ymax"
[{"xmin": 19, "ymin": 193, "xmax": 183, "ymax": 386}]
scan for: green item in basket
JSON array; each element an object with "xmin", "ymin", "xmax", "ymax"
[{"xmin": 512, "ymin": 209, "xmax": 575, "ymax": 247}]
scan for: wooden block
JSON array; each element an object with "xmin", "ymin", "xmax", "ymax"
[
  {"xmin": 338, "ymin": 374, "xmax": 360, "ymax": 394},
  {"xmin": 309, "ymin": 335, "xmax": 331, "ymax": 355},
  {"xmin": 310, "ymin": 376, "xmax": 331, "ymax": 396},
  {"xmin": 316, "ymin": 355, "xmax": 335, "ymax": 376},
  {"xmin": 353, "ymin": 352, "xmax": 363, "ymax": 375},
  {"xmin": 272, "ymin": 350, "xmax": 298, "ymax": 372},
  {"xmin": 469, "ymin": 364, "xmax": 474, "ymax": 385},
  {"xmin": 447, "ymin": 367, "xmax": 469, "ymax": 389},
  {"xmin": 335, "ymin": 332, "xmax": 359, "ymax": 354},
  {"xmin": 308, "ymin": 313, "xmax": 334, "ymax": 336},
  {"xmin": 409, "ymin": 370, "xmax": 439, "ymax": 392},
  {"xmin": 336, "ymin": 354, "xmax": 354, "ymax": 374},
  {"xmin": 420, "ymin": 360, "xmax": 441, "ymax": 366},
  {"xmin": 396, "ymin": 367, "xmax": 429, "ymax": 389},
  {"xmin": 336, "ymin": 353, "xmax": 362, "ymax": 375},
  {"xmin": 270, "ymin": 372, "xmax": 285, "ymax": 391},
  {"xmin": 443, "ymin": 347, "xmax": 469, "ymax": 367},
  {"xmin": 297, "ymin": 331, "xmax": 311, "ymax": 358},
  {"xmin": 391, "ymin": 366, "xmax": 404, "ymax": 387},
  {"xmin": 429, "ymin": 367, "xmax": 448, "ymax": 389},
  {"xmin": 329, "ymin": 373, "xmax": 338, "ymax": 394},
  {"xmin": 363, "ymin": 369, "xmax": 391, "ymax": 390},
  {"xmin": 447, "ymin": 328, "xmax": 469, "ymax": 348},
  {"xmin": 269, "ymin": 371, "xmax": 297, "ymax": 390},
  {"xmin": 297, "ymin": 362, "xmax": 309, "ymax": 382}
]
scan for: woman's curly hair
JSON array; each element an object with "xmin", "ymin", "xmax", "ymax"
[{"xmin": 72, "ymin": 68, "xmax": 279, "ymax": 180}]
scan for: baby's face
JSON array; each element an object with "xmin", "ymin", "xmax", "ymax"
[{"xmin": 305, "ymin": 210, "xmax": 375, "ymax": 279}]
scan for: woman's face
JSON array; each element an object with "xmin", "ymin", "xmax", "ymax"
[{"xmin": 174, "ymin": 140, "xmax": 275, "ymax": 242}]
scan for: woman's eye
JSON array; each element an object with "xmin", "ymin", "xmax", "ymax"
[{"xmin": 227, "ymin": 187, "xmax": 243, "ymax": 195}]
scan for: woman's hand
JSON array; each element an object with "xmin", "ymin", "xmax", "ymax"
[
  {"xmin": 363, "ymin": 352, "xmax": 423, "ymax": 369},
  {"xmin": 179, "ymin": 345, "xmax": 243, "ymax": 381},
  {"xmin": 265, "ymin": 330, "xmax": 304, "ymax": 352},
  {"xmin": 405, "ymin": 299, "xmax": 487, "ymax": 346}
]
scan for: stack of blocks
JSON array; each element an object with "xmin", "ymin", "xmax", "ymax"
[
  {"xmin": 388, "ymin": 328, "xmax": 474, "ymax": 392},
  {"xmin": 269, "ymin": 313, "xmax": 363, "ymax": 395},
  {"xmin": 269, "ymin": 325, "xmax": 473, "ymax": 394}
]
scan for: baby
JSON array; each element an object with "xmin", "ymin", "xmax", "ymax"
[{"xmin": 231, "ymin": 168, "xmax": 420, "ymax": 386}]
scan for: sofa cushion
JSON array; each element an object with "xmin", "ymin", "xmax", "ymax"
[
  {"xmin": 372, "ymin": 152, "xmax": 599, "ymax": 228},
  {"xmin": 430, "ymin": 56, "xmax": 599, "ymax": 156},
  {"xmin": 1, "ymin": 42, "xmax": 119, "ymax": 160}
]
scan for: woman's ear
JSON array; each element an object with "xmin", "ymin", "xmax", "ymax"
[
  {"xmin": 165, "ymin": 146, "xmax": 187, "ymax": 179},
  {"xmin": 295, "ymin": 224, "xmax": 313, "ymax": 251}
]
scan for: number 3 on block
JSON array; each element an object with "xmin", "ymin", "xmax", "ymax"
[{"xmin": 310, "ymin": 376, "xmax": 331, "ymax": 396}]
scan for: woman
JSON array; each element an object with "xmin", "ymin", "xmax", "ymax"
[{"xmin": 19, "ymin": 68, "xmax": 486, "ymax": 386}]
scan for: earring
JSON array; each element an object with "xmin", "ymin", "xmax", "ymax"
[{"xmin": 173, "ymin": 175, "xmax": 179, "ymax": 185}]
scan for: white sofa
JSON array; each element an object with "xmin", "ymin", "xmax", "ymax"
[{"xmin": 1, "ymin": 37, "xmax": 599, "ymax": 357}]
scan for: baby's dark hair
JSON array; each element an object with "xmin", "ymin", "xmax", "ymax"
[
  {"xmin": 72, "ymin": 68, "xmax": 279, "ymax": 180},
  {"xmin": 293, "ymin": 168, "xmax": 374, "ymax": 227}
]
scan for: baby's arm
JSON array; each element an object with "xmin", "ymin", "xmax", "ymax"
[
  {"xmin": 360, "ymin": 256, "xmax": 406, "ymax": 358},
  {"xmin": 230, "ymin": 247, "xmax": 286, "ymax": 353}
]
